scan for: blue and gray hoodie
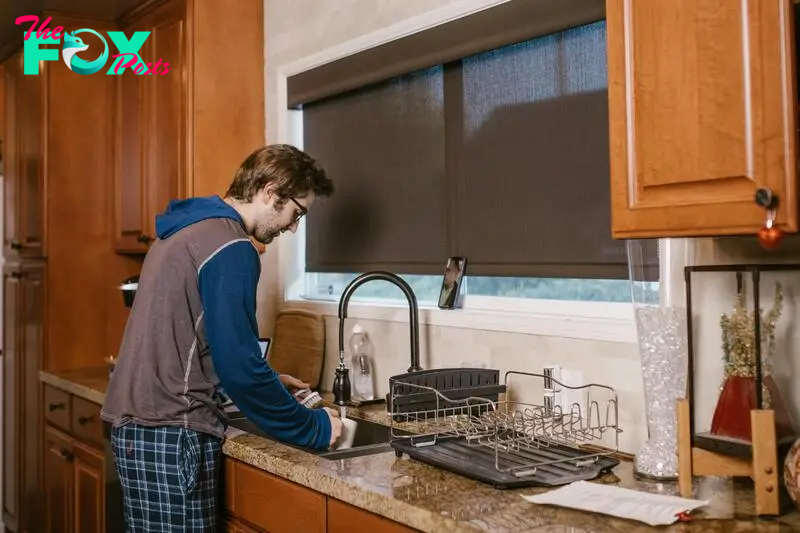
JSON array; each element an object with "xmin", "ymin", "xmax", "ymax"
[{"xmin": 100, "ymin": 196, "xmax": 331, "ymax": 450}]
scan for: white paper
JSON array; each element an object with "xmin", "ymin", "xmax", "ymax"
[{"xmin": 522, "ymin": 481, "xmax": 709, "ymax": 526}]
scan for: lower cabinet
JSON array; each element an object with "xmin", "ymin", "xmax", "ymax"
[
  {"xmin": 224, "ymin": 458, "xmax": 418, "ymax": 533},
  {"xmin": 42, "ymin": 384, "xmax": 106, "ymax": 533}
]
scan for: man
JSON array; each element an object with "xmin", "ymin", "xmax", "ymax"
[{"xmin": 101, "ymin": 144, "xmax": 342, "ymax": 532}]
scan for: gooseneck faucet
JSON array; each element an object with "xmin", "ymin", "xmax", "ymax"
[{"xmin": 334, "ymin": 271, "xmax": 422, "ymax": 406}]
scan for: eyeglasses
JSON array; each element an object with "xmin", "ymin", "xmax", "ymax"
[{"xmin": 289, "ymin": 197, "xmax": 307, "ymax": 224}]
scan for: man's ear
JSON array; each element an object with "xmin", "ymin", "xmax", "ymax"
[{"xmin": 261, "ymin": 185, "xmax": 277, "ymax": 204}]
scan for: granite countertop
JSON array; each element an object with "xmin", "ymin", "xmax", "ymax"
[{"xmin": 40, "ymin": 367, "xmax": 800, "ymax": 533}]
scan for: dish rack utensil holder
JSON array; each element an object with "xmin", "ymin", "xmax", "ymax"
[{"xmin": 389, "ymin": 370, "xmax": 623, "ymax": 488}]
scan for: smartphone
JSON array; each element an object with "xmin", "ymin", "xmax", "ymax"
[{"xmin": 438, "ymin": 256, "xmax": 467, "ymax": 309}]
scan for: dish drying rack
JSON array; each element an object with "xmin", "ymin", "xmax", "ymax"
[{"xmin": 389, "ymin": 370, "xmax": 622, "ymax": 489}]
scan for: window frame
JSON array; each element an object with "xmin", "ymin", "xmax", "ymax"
[{"xmin": 269, "ymin": 1, "xmax": 672, "ymax": 345}]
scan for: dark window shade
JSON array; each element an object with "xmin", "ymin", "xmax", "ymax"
[
  {"xmin": 303, "ymin": 67, "xmax": 448, "ymax": 275},
  {"xmin": 302, "ymin": 21, "xmax": 659, "ymax": 282},
  {"xmin": 455, "ymin": 21, "xmax": 634, "ymax": 279},
  {"xmin": 287, "ymin": 0, "xmax": 605, "ymax": 108}
]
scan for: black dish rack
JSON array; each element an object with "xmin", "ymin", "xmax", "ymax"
[
  {"xmin": 387, "ymin": 370, "xmax": 622, "ymax": 489},
  {"xmin": 386, "ymin": 367, "xmax": 505, "ymax": 421}
]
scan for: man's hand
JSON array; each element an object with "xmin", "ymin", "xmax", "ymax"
[
  {"xmin": 279, "ymin": 374, "xmax": 310, "ymax": 391},
  {"xmin": 323, "ymin": 407, "xmax": 343, "ymax": 447}
]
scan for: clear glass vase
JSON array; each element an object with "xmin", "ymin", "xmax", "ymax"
[{"xmin": 627, "ymin": 239, "xmax": 690, "ymax": 480}]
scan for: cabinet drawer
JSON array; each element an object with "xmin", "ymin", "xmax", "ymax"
[
  {"xmin": 71, "ymin": 397, "xmax": 103, "ymax": 446},
  {"xmin": 328, "ymin": 498, "xmax": 417, "ymax": 533},
  {"xmin": 43, "ymin": 384, "xmax": 71, "ymax": 431},
  {"xmin": 226, "ymin": 460, "xmax": 325, "ymax": 533}
]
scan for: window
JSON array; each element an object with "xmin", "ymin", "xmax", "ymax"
[
  {"xmin": 286, "ymin": 3, "xmax": 658, "ymax": 315},
  {"xmin": 301, "ymin": 271, "xmax": 657, "ymax": 305}
]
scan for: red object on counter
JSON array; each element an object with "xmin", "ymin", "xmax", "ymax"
[{"xmin": 710, "ymin": 375, "xmax": 795, "ymax": 442}]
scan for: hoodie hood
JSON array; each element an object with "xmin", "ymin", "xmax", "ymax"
[{"xmin": 155, "ymin": 195, "xmax": 245, "ymax": 239}]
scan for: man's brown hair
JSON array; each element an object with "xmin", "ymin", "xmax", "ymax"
[{"xmin": 226, "ymin": 144, "xmax": 334, "ymax": 206}]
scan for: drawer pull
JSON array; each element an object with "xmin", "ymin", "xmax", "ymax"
[
  {"xmin": 48, "ymin": 403, "xmax": 66, "ymax": 412},
  {"xmin": 78, "ymin": 415, "xmax": 94, "ymax": 425}
]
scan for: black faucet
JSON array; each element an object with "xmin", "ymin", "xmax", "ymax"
[{"xmin": 334, "ymin": 271, "xmax": 422, "ymax": 406}]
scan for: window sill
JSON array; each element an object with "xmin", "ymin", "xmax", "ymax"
[{"xmin": 281, "ymin": 296, "xmax": 638, "ymax": 344}]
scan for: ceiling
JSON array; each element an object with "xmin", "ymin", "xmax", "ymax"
[{"xmin": 0, "ymin": 0, "xmax": 144, "ymax": 62}]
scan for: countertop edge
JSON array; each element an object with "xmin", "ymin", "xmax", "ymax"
[
  {"xmin": 221, "ymin": 439, "xmax": 480, "ymax": 533},
  {"xmin": 40, "ymin": 370, "xmax": 106, "ymax": 405}
]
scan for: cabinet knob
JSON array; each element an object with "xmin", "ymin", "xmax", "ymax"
[
  {"xmin": 60, "ymin": 449, "xmax": 73, "ymax": 461},
  {"xmin": 48, "ymin": 402, "xmax": 65, "ymax": 412},
  {"xmin": 136, "ymin": 234, "xmax": 153, "ymax": 244},
  {"xmin": 78, "ymin": 415, "xmax": 94, "ymax": 425},
  {"xmin": 754, "ymin": 188, "xmax": 778, "ymax": 210}
]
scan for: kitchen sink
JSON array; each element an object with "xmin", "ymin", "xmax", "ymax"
[{"xmin": 226, "ymin": 412, "xmax": 404, "ymax": 460}]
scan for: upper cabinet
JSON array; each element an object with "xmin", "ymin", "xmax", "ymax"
[
  {"xmin": 114, "ymin": 1, "xmax": 187, "ymax": 252},
  {"xmin": 607, "ymin": 0, "xmax": 798, "ymax": 238},
  {"xmin": 114, "ymin": 0, "xmax": 265, "ymax": 253},
  {"xmin": 4, "ymin": 52, "xmax": 45, "ymax": 258}
]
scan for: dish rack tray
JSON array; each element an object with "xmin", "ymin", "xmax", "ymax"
[{"xmin": 389, "ymin": 370, "xmax": 622, "ymax": 489}]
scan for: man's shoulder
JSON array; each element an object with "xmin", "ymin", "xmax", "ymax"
[{"xmin": 175, "ymin": 218, "xmax": 255, "ymax": 265}]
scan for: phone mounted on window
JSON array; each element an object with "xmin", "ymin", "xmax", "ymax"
[{"xmin": 438, "ymin": 256, "xmax": 467, "ymax": 309}]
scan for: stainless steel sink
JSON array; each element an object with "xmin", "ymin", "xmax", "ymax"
[{"xmin": 226, "ymin": 412, "xmax": 403, "ymax": 460}]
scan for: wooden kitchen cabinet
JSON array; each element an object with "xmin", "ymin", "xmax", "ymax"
[
  {"xmin": 327, "ymin": 498, "xmax": 417, "ymax": 533},
  {"xmin": 42, "ymin": 387, "xmax": 106, "ymax": 533},
  {"xmin": 223, "ymin": 457, "xmax": 419, "ymax": 533},
  {"xmin": 43, "ymin": 426, "xmax": 105, "ymax": 533},
  {"xmin": 3, "ymin": 261, "xmax": 45, "ymax": 533},
  {"xmin": 114, "ymin": 0, "xmax": 187, "ymax": 252},
  {"xmin": 3, "ymin": 51, "xmax": 44, "ymax": 259},
  {"xmin": 114, "ymin": 0, "xmax": 265, "ymax": 253},
  {"xmin": 607, "ymin": 0, "xmax": 799, "ymax": 238},
  {"xmin": 2, "ymin": 14, "xmax": 138, "ymax": 529}
]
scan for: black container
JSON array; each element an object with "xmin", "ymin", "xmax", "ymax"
[{"xmin": 120, "ymin": 275, "xmax": 139, "ymax": 308}]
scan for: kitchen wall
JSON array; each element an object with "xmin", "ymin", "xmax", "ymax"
[{"xmin": 259, "ymin": 0, "xmax": 800, "ymax": 456}]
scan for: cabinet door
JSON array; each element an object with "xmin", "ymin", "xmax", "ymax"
[
  {"xmin": 114, "ymin": 1, "xmax": 187, "ymax": 253},
  {"xmin": 43, "ymin": 426, "xmax": 73, "ymax": 533},
  {"xmin": 327, "ymin": 498, "xmax": 417, "ymax": 533},
  {"xmin": 114, "ymin": 17, "xmax": 148, "ymax": 254},
  {"xmin": 144, "ymin": 1, "xmax": 187, "ymax": 238},
  {"xmin": 72, "ymin": 441, "xmax": 105, "ymax": 533},
  {"xmin": 2, "ymin": 265, "xmax": 21, "ymax": 531},
  {"xmin": 20, "ymin": 262, "xmax": 46, "ymax": 532},
  {"xmin": 607, "ymin": 0, "xmax": 798, "ymax": 238},
  {"xmin": 4, "ymin": 54, "xmax": 20, "ymax": 258},
  {"xmin": 15, "ymin": 60, "xmax": 45, "ymax": 256}
]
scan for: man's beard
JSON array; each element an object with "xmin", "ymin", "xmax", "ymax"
[{"xmin": 255, "ymin": 223, "xmax": 284, "ymax": 244}]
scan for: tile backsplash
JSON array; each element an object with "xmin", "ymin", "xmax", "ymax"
[{"xmin": 314, "ymin": 317, "xmax": 647, "ymax": 455}]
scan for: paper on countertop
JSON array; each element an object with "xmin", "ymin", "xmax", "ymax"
[{"xmin": 522, "ymin": 481, "xmax": 709, "ymax": 527}]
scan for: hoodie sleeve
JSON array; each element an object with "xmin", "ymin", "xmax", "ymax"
[{"xmin": 198, "ymin": 239, "xmax": 332, "ymax": 450}]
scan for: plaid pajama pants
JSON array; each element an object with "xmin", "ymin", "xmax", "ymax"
[{"xmin": 111, "ymin": 423, "xmax": 223, "ymax": 532}]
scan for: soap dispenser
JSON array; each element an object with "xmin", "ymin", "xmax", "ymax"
[{"xmin": 348, "ymin": 324, "xmax": 375, "ymax": 402}]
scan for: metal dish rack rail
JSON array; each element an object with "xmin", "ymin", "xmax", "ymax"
[{"xmin": 389, "ymin": 371, "xmax": 623, "ymax": 486}]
